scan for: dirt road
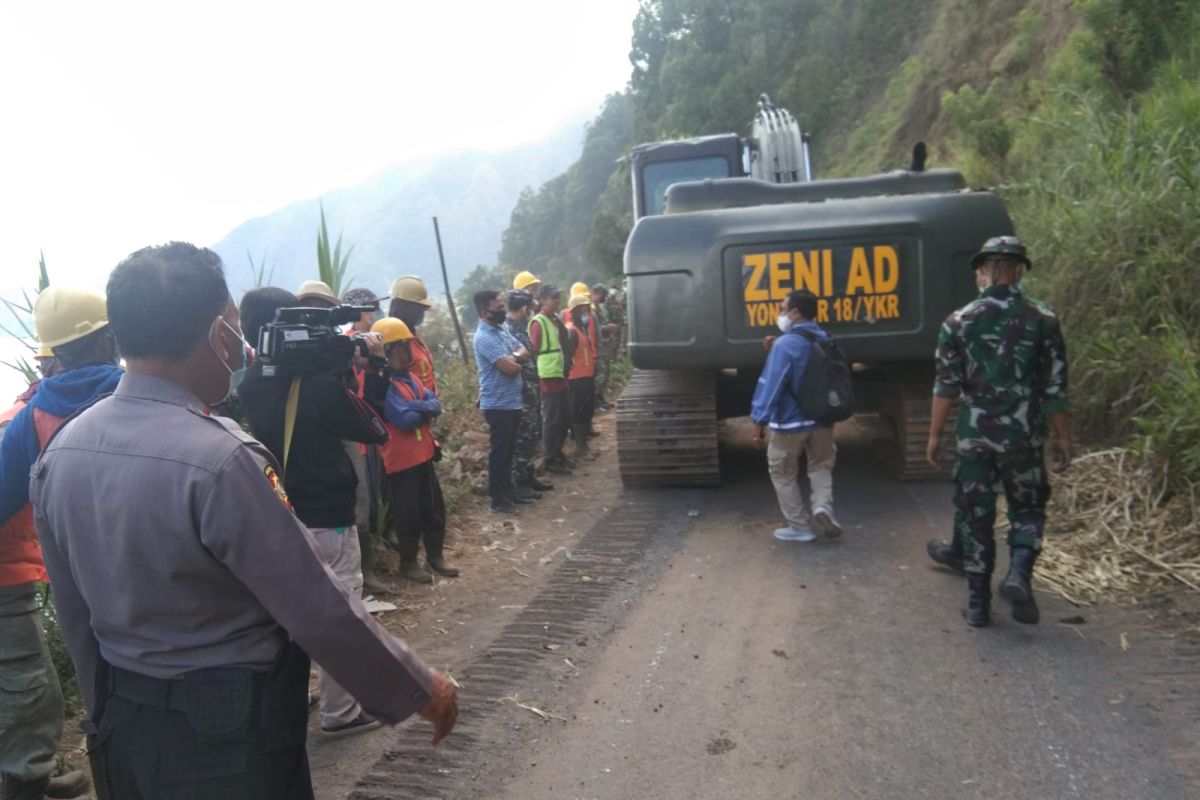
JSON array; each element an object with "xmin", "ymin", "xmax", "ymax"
[{"xmin": 313, "ymin": 418, "xmax": 1200, "ymax": 800}]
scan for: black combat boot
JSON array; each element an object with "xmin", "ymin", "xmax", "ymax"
[
  {"xmin": 962, "ymin": 574, "xmax": 991, "ymax": 627},
  {"xmin": 926, "ymin": 536, "xmax": 965, "ymax": 574},
  {"xmin": 528, "ymin": 475, "xmax": 555, "ymax": 491},
  {"xmin": 999, "ymin": 547, "xmax": 1040, "ymax": 624},
  {"xmin": 401, "ymin": 561, "xmax": 433, "ymax": 584},
  {"xmin": 427, "ymin": 555, "xmax": 460, "ymax": 578}
]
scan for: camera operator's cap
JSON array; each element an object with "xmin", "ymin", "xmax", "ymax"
[
  {"xmin": 371, "ymin": 317, "xmax": 414, "ymax": 345},
  {"xmin": 570, "ymin": 281, "xmax": 590, "ymax": 298},
  {"xmin": 296, "ymin": 280, "xmax": 340, "ymax": 306},
  {"xmin": 568, "ymin": 292, "xmax": 591, "ymax": 311},
  {"xmin": 513, "ymin": 270, "xmax": 541, "ymax": 291},
  {"xmin": 34, "ymin": 286, "xmax": 109, "ymax": 348},
  {"xmin": 970, "ymin": 235, "xmax": 1032, "ymax": 270},
  {"xmin": 341, "ymin": 287, "xmax": 381, "ymax": 308},
  {"xmin": 389, "ymin": 275, "xmax": 433, "ymax": 307}
]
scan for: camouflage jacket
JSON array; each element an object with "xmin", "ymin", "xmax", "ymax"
[
  {"xmin": 503, "ymin": 316, "xmax": 539, "ymax": 384},
  {"xmin": 934, "ymin": 285, "xmax": 1068, "ymax": 453},
  {"xmin": 596, "ymin": 300, "xmax": 626, "ymax": 354}
]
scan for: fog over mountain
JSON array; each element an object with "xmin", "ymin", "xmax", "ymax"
[{"xmin": 211, "ymin": 115, "xmax": 589, "ymax": 299}]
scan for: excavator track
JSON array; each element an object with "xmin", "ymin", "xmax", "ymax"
[
  {"xmin": 616, "ymin": 370, "xmax": 720, "ymax": 488},
  {"xmin": 879, "ymin": 377, "xmax": 953, "ymax": 481}
]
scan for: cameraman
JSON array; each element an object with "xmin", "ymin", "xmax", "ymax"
[{"xmin": 236, "ymin": 288, "xmax": 391, "ymax": 737}]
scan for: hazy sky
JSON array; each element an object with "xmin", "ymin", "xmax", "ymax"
[{"xmin": 0, "ymin": 0, "xmax": 641, "ymax": 297}]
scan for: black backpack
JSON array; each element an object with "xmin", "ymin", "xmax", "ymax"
[{"xmin": 786, "ymin": 328, "xmax": 854, "ymax": 425}]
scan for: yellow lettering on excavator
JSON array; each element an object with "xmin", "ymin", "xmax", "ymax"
[
  {"xmin": 874, "ymin": 245, "xmax": 899, "ymax": 294},
  {"xmin": 743, "ymin": 254, "xmax": 769, "ymax": 302},
  {"xmin": 845, "ymin": 247, "xmax": 873, "ymax": 295},
  {"xmin": 822, "ymin": 250, "xmax": 833, "ymax": 297},
  {"xmin": 768, "ymin": 252, "xmax": 791, "ymax": 300},
  {"xmin": 794, "ymin": 251, "xmax": 820, "ymax": 294}
]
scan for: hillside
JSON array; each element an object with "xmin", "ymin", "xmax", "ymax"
[{"xmin": 210, "ymin": 116, "xmax": 588, "ymax": 298}]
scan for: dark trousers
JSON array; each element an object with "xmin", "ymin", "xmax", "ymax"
[
  {"xmin": 540, "ymin": 390, "xmax": 570, "ymax": 463},
  {"xmin": 483, "ymin": 409, "xmax": 521, "ymax": 503},
  {"xmin": 569, "ymin": 377, "xmax": 596, "ymax": 446},
  {"xmin": 383, "ymin": 460, "xmax": 446, "ymax": 566},
  {"xmin": 88, "ymin": 645, "xmax": 312, "ymax": 800}
]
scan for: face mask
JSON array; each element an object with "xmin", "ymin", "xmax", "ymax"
[
  {"xmin": 209, "ymin": 317, "xmax": 248, "ymax": 405},
  {"xmin": 777, "ymin": 313, "xmax": 793, "ymax": 333},
  {"xmin": 397, "ymin": 305, "xmax": 426, "ymax": 329},
  {"xmin": 487, "ymin": 308, "xmax": 507, "ymax": 325},
  {"xmin": 580, "ymin": 313, "xmax": 591, "ymax": 326}
]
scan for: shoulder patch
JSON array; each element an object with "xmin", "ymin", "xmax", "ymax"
[{"xmin": 263, "ymin": 464, "xmax": 291, "ymax": 507}]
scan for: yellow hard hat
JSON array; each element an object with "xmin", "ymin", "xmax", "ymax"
[
  {"xmin": 296, "ymin": 280, "xmax": 339, "ymax": 306},
  {"xmin": 371, "ymin": 317, "xmax": 414, "ymax": 345},
  {"xmin": 513, "ymin": 270, "xmax": 541, "ymax": 291},
  {"xmin": 36, "ymin": 344, "xmax": 55, "ymax": 360},
  {"xmin": 33, "ymin": 286, "xmax": 109, "ymax": 349},
  {"xmin": 570, "ymin": 282, "xmax": 590, "ymax": 298},
  {"xmin": 389, "ymin": 275, "xmax": 433, "ymax": 307},
  {"xmin": 568, "ymin": 292, "xmax": 591, "ymax": 311}
]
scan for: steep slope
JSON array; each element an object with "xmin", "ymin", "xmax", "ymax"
[{"xmin": 210, "ymin": 117, "xmax": 587, "ymax": 298}]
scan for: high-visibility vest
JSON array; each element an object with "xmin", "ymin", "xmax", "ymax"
[
  {"xmin": 379, "ymin": 373, "xmax": 437, "ymax": 474},
  {"xmin": 410, "ymin": 337, "xmax": 439, "ymax": 396},
  {"xmin": 0, "ymin": 405, "xmax": 65, "ymax": 587},
  {"xmin": 531, "ymin": 314, "xmax": 565, "ymax": 379},
  {"xmin": 566, "ymin": 320, "xmax": 595, "ymax": 380}
]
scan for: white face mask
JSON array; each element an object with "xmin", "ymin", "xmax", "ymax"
[
  {"xmin": 208, "ymin": 317, "xmax": 248, "ymax": 406},
  {"xmin": 777, "ymin": 313, "xmax": 793, "ymax": 333}
]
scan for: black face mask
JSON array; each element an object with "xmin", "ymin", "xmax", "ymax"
[
  {"xmin": 395, "ymin": 304, "xmax": 426, "ymax": 329},
  {"xmin": 487, "ymin": 308, "xmax": 507, "ymax": 325}
]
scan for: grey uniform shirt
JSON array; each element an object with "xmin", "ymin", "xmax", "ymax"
[{"xmin": 30, "ymin": 372, "xmax": 433, "ymax": 721}]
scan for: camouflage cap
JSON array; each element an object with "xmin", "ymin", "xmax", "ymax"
[
  {"xmin": 341, "ymin": 287, "xmax": 381, "ymax": 307},
  {"xmin": 970, "ymin": 235, "xmax": 1032, "ymax": 270},
  {"xmin": 507, "ymin": 289, "xmax": 535, "ymax": 308}
]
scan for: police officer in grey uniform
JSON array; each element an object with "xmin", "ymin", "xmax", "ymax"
[{"xmin": 30, "ymin": 243, "xmax": 457, "ymax": 799}]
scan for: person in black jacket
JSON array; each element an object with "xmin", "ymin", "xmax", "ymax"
[{"xmin": 236, "ymin": 288, "xmax": 392, "ymax": 737}]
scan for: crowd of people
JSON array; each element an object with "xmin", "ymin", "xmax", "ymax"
[
  {"xmin": 470, "ymin": 275, "xmax": 625, "ymax": 514},
  {"xmin": 0, "ymin": 244, "xmax": 627, "ymax": 799}
]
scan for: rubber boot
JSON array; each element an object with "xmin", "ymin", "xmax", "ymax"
[
  {"xmin": 2, "ymin": 773, "xmax": 49, "ymax": 800},
  {"xmin": 926, "ymin": 536, "xmax": 965, "ymax": 574},
  {"xmin": 962, "ymin": 574, "xmax": 991, "ymax": 627},
  {"xmin": 528, "ymin": 475, "xmax": 555, "ymax": 491},
  {"xmin": 999, "ymin": 547, "xmax": 1040, "ymax": 624},
  {"xmin": 401, "ymin": 561, "xmax": 433, "ymax": 584},
  {"xmin": 45, "ymin": 771, "xmax": 90, "ymax": 799},
  {"xmin": 427, "ymin": 555, "xmax": 459, "ymax": 578}
]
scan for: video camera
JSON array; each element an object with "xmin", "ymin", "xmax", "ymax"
[{"xmin": 256, "ymin": 304, "xmax": 374, "ymax": 374}]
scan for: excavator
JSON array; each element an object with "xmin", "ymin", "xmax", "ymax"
[{"xmin": 616, "ymin": 96, "xmax": 1013, "ymax": 486}]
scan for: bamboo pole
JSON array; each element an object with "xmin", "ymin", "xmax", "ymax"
[{"xmin": 432, "ymin": 217, "xmax": 470, "ymax": 364}]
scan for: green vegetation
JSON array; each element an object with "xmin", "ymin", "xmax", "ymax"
[
  {"xmin": 316, "ymin": 202, "xmax": 355, "ymax": 295},
  {"xmin": 0, "ymin": 253, "xmax": 50, "ymax": 384}
]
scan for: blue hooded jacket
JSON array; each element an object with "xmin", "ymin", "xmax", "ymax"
[
  {"xmin": 749, "ymin": 321, "xmax": 829, "ymax": 430},
  {"xmin": 0, "ymin": 363, "xmax": 123, "ymax": 525}
]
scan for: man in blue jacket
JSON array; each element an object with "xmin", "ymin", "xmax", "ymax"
[
  {"xmin": 750, "ymin": 290, "xmax": 843, "ymax": 542},
  {"xmin": 1, "ymin": 286, "xmax": 120, "ymax": 800}
]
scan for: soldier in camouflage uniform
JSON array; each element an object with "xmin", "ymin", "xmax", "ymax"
[
  {"xmin": 590, "ymin": 285, "xmax": 625, "ymax": 409},
  {"xmin": 505, "ymin": 290, "xmax": 555, "ymax": 497},
  {"xmin": 927, "ymin": 236, "xmax": 1071, "ymax": 627}
]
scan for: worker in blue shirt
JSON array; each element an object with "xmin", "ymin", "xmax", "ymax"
[{"xmin": 750, "ymin": 290, "xmax": 844, "ymax": 543}]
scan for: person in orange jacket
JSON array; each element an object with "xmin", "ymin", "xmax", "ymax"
[
  {"xmin": 364, "ymin": 318, "xmax": 458, "ymax": 584},
  {"xmin": 564, "ymin": 292, "xmax": 598, "ymax": 461}
]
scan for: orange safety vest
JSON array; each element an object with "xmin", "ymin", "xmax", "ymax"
[
  {"xmin": 565, "ymin": 320, "xmax": 595, "ymax": 381},
  {"xmin": 379, "ymin": 373, "xmax": 437, "ymax": 474},
  {"xmin": 410, "ymin": 338, "xmax": 439, "ymax": 396},
  {"xmin": 0, "ymin": 404, "xmax": 65, "ymax": 587}
]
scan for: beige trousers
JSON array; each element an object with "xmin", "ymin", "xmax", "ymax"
[
  {"xmin": 766, "ymin": 427, "xmax": 836, "ymax": 531},
  {"xmin": 310, "ymin": 526, "xmax": 364, "ymax": 727}
]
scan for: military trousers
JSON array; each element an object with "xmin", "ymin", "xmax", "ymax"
[
  {"xmin": 89, "ymin": 644, "xmax": 313, "ymax": 800},
  {"xmin": 953, "ymin": 447, "xmax": 1050, "ymax": 575},
  {"xmin": 766, "ymin": 427, "xmax": 836, "ymax": 531},
  {"xmin": 0, "ymin": 586, "xmax": 62, "ymax": 783},
  {"xmin": 512, "ymin": 381, "xmax": 542, "ymax": 486}
]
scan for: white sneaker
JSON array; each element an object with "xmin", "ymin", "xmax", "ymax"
[
  {"xmin": 813, "ymin": 508, "xmax": 843, "ymax": 539},
  {"xmin": 774, "ymin": 526, "xmax": 817, "ymax": 542},
  {"xmin": 362, "ymin": 595, "xmax": 397, "ymax": 614}
]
